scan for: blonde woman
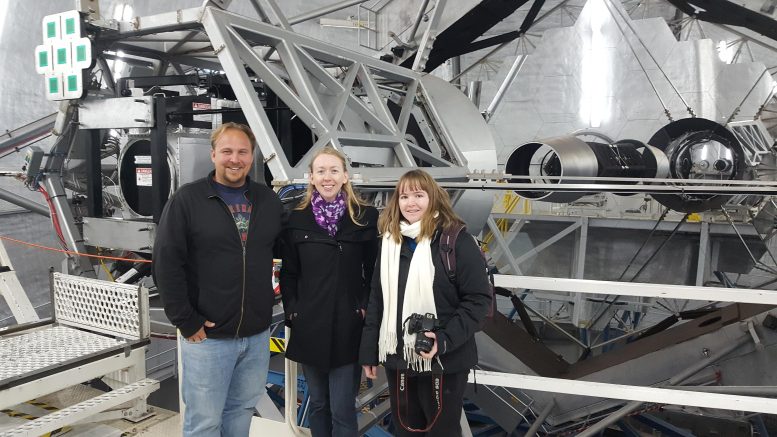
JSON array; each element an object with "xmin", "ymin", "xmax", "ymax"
[
  {"xmin": 359, "ymin": 169, "xmax": 491, "ymax": 436},
  {"xmin": 280, "ymin": 146, "xmax": 378, "ymax": 436}
]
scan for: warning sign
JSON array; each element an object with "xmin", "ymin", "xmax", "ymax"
[
  {"xmin": 269, "ymin": 337, "xmax": 286, "ymax": 353},
  {"xmin": 136, "ymin": 167, "xmax": 152, "ymax": 186}
]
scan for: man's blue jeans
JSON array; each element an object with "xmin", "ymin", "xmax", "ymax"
[
  {"xmin": 180, "ymin": 329, "xmax": 270, "ymax": 437},
  {"xmin": 303, "ymin": 362, "xmax": 361, "ymax": 437}
]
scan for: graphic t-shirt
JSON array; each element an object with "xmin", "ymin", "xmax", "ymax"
[{"xmin": 213, "ymin": 180, "xmax": 252, "ymax": 243}]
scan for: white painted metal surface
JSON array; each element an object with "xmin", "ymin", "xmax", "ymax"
[
  {"xmin": 0, "ymin": 325, "xmax": 124, "ymax": 381},
  {"xmin": 494, "ymin": 274, "xmax": 777, "ymax": 305},
  {"xmin": 469, "ymin": 370, "xmax": 777, "ymax": 415},
  {"xmin": 53, "ymin": 272, "xmax": 149, "ymax": 340},
  {"xmin": 0, "ymin": 379, "xmax": 159, "ymax": 437}
]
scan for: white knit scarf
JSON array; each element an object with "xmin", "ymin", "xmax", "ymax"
[{"xmin": 378, "ymin": 220, "xmax": 437, "ymax": 372}]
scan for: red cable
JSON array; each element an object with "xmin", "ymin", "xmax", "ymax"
[
  {"xmin": 0, "ymin": 235, "xmax": 152, "ymax": 263},
  {"xmin": 5, "ymin": 186, "xmax": 151, "ymax": 264},
  {"xmin": 37, "ymin": 186, "xmax": 67, "ymax": 247}
]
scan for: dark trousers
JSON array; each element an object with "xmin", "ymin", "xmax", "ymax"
[
  {"xmin": 303, "ymin": 362, "xmax": 361, "ymax": 437},
  {"xmin": 385, "ymin": 369, "xmax": 469, "ymax": 437}
]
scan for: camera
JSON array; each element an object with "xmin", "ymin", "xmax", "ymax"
[{"xmin": 406, "ymin": 313, "xmax": 438, "ymax": 354}]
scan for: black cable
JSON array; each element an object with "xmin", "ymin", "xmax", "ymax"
[
  {"xmin": 581, "ymin": 212, "xmax": 690, "ymax": 359},
  {"xmin": 585, "ymin": 208, "xmax": 670, "ymax": 333}
]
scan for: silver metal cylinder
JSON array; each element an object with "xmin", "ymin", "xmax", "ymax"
[
  {"xmin": 643, "ymin": 144, "xmax": 670, "ymax": 179},
  {"xmin": 505, "ymin": 136, "xmax": 599, "ymax": 203}
]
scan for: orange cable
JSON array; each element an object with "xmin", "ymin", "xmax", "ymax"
[{"xmin": 0, "ymin": 235, "xmax": 153, "ymax": 263}]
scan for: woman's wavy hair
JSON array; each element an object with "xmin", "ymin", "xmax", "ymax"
[
  {"xmin": 295, "ymin": 146, "xmax": 368, "ymax": 225},
  {"xmin": 379, "ymin": 169, "xmax": 464, "ymax": 243}
]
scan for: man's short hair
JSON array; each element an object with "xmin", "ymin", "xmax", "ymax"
[{"xmin": 211, "ymin": 122, "xmax": 257, "ymax": 151}]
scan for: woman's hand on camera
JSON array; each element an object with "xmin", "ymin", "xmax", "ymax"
[
  {"xmin": 363, "ymin": 365, "xmax": 378, "ymax": 380},
  {"xmin": 418, "ymin": 332, "xmax": 438, "ymax": 359}
]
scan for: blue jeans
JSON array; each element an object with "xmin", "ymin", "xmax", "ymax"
[
  {"xmin": 303, "ymin": 362, "xmax": 361, "ymax": 437},
  {"xmin": 180, "ymin": 329, "xmax": 270, "ymax": 437}
]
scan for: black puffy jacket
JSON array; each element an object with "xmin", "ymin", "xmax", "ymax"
[
  {"xmin": 153, "ymin": 173, "xmax": 282, "ymax": 338},
  {"xmin": 280, "ymin": 205, "xmax": 378, "ymax": 370},
  {"xmin": 359, "ymin": 228, "xmax": 492, "ymax": 374}
]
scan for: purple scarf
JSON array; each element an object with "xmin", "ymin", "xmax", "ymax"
[{"xmin": 311, "ymin": 190, "xmax": 346, "ymax": 237}]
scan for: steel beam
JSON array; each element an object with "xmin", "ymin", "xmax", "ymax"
[
  {"xmin": 572, "ymin": 217, "xmax": 591, "ymax": 327},
  {"xmin": 489, "ymin": 213, "xmax": 760, "ymax": 236},
  {"xmin": 513, "ymin": 221, "xmax": 581, "ymax": 265},
  {"xmin": 0, "ymin": 113, "xmax": 56, "ymax": 156},
  {"xmin": 488, "ymin": 218, "xmax": 525, "ymax": 261},
  {"xmin": 288, "ymin": 0, "xmax": 371, "ymax": 25},
  {"xmin": 0, "ymin": 188, "xmax": 49, "ymax": 218},
  {"xmin": 525, "ymin": 400, "xmax": 554, "ymax": 436},
  {"xmin": 202, "ymin": 8, "xmax": 294, "ymax": 181},
  {"xmin": 483, "ymin": 52, "xmax": 527, "ymax": 121},
  {"xmin": 407, "ymin": 0, "xmax": 433, "ymax": 44},
  {"xmin": 469, "ymin": 368, "xmax": 777, "ymax": 414},
  {"xmin": 412, "ymin": 0, "xmax": 447, "ymax": 72},
  {"xmin": 494, "ymin": 275, "xmax": 777, "ymax": 305},
  {"xmin": 576, "ymin": 335, "xmax": 752, "ymax": 436},
  {"xmin": 696, "ymin": 221, "xmax": 709, "ymax": 286},
  {"xmin": 487, "ymin": 217, "xmax": 523, "ymax": 275},
  {"xmin": 0, "ymin": 240, "xmax": 38, "ymax": 324}
]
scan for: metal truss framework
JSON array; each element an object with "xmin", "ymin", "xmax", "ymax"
[
  {"xmin": 99, "ymin": 5, "xmax": 493, "ymax": 185},
  {"xmin": 483, "ymin": 212, "xmax": 776, "ymax": 340},
  {"xmin": 478, "ymin": 273, "xmax": 777, "ymax": 435}
]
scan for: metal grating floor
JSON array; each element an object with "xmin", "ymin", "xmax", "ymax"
[
  {"xmin": 0, "ymin": 384, "xmax": 180, "ymax": 436},
  {"xmin": 0, "ymin": 325, "xmax": 125, "ymax": 381}
]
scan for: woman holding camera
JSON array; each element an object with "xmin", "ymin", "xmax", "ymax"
[
  {"xmin": 359, "ymin": 169, "xmax": 492, "ymax": 436},
  {"xmin": 280, "ymin": 146, "xmax": 378, "ymax": 436}
]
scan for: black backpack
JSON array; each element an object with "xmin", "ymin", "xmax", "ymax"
[{"xmin": 437, "ymin": 224, "xmax": 496, "ymax": 320}]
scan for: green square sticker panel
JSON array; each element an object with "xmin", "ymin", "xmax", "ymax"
[
  {"xmin": 67, "ymin": 75, "xmax": 78, "ymax": 92},
  {"xmin": 76, "ymin": 45, "xmax": 86, "ymax": 62},
  {"xmin": 46, "ymin": 21, "xmax": 56, "ymax": 38},
  {"xmin": 57, "ymin": 48, "xmax": 67, "ymax": 65},
  {"xmin": 48, "ymin": 77, "xmax": 59, "ymax": 94},
  {"xmin": 65, "ymin": 18, "xmax": 75, "ymax": 35},
  {"xmin": 38, "ymin": 51, "xmax": 48, "ymax": 67}
]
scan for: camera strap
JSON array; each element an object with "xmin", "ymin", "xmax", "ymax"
[{"xmin": 395, "ymin": 370, "xmax": 444, "ymax": 432}]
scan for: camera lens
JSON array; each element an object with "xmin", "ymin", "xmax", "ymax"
[{"xmin": 414, "ymin": 335, "xmax": 434, "ymax": 354}]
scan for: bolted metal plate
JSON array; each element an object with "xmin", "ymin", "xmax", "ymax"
[
  {"xmin": 82, "ymin": 217, "xmax": 155, "ymax": 253},
  {"xmin": 79, "ymin": 96, "xmax": 154, "ymax": 129}
]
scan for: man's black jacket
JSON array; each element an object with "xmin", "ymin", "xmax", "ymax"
[{"xmin": 153, "ymin": 172, "xmax": 282, "ymax": 338}]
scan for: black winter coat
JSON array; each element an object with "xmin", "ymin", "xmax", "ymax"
[
  {"xmin": 153, "ymin": 173, "xmax": 283, "ymax": 339},
  {"xmin": 359, "ymin": 228, "xmax": 491, "ymax": 374},
  {"xmin": 280, "ymin": 205, "xmax": 379, "ymax": 370}
]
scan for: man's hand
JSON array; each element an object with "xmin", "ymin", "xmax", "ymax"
[
  {"xmin": 418, "ymin": 331, "xmax": 438, "ymax": 360},
  {"xmin": 363, "ymin": 365, "xmax": 378, "ymax": 380},
  {"xmin": 186, "ymin": 320, "xmax": 215, "ymax": 342}
]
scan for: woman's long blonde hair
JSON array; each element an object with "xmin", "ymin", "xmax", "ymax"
[
  {"xmin": 379, "ymin": 169, "xmax": 464, "ymax": 243},
  {"xmin": 295, "ymin": 146, "xmax": 368, "ymax": 225}
]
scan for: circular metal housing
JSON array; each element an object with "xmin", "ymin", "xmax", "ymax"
[
  {"xmin": 648, "ymin": 118, "xmax": 747, "ymax": 213},
  {"xmin": 505, "ymin": 136, "xmax": 598, "ymax": 203},
  {"xmin": 118, "ymin": 138, "xmax": 175, "ymax": 217}
]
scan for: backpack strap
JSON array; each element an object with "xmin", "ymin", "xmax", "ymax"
[{"xmin": 439, "ymin": 223, "xmax": 466, "ymax": 283}]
